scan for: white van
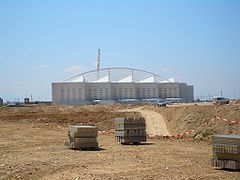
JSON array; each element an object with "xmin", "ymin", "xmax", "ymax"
[{"xmin": 212, "ymin": 97, "xmax": 229, "ymax": 105}]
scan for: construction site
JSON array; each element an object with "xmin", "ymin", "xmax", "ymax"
[
  {"xmin": 0, "ymin": 102, "xmax": 240, "ymax": 179},
  {"xmin": 2, "ymin": 0, "xmax": 240, "ymax": 179},
  {"xmin": 1, "ymin": 52, "xmax": 240, "ymax": 179}
]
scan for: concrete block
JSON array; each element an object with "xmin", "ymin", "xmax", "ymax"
[
  {"xmin": 114, "ymin": 117, "xmax": 146, "ymax": 144},
  {"xmin": 211, "ymin": 158, "xmax": 240, "ymax": 170},
  {"xmin": 65, "ymin": 125, "xmax": 99, "ymax": 150},
  {"xmin": 212, "ymin": 153, "xmax": 240, "ymax": 161},
  {"xmin": 211, "ymin": 134, "xmax": 240, "ymax": 145},
  {"xmin": 65, "ymin": 137, "xmax": 98, "ymax": 149},
  {"xmin": 213, "ymin": 144, "xmax": 240, "ymax": 154}
]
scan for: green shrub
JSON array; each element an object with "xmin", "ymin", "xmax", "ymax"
[{"xmin": 202, "ymin": 128, "xmax": 217, "ymax": 137}]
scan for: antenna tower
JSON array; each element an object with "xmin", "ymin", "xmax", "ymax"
[{"xmin": 97, "ymin": 49, "xmax": 100, "ymax": 71}]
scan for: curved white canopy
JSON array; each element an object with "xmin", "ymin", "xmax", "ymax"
[{"xmin": 65, "ymin": 67, "xmax": 171, "ymax": 83}]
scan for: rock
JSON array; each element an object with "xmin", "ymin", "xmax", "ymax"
[{"xmin": 81, "ymin": 165, "xmax": 87, "ymax": 169}]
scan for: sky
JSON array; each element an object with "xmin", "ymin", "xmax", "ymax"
[{"xmin": 0, "ymin": 0, "xmax": 240, "ymax": 101}]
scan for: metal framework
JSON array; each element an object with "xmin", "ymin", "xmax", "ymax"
[{"xmin": 64, "ymin": 67, "xmax": 171, "ymax": 83}]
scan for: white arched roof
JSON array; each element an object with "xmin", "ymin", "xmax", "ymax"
[{"xmin": 64, "ymin": 67, "xmax": 171, "ymax": 83}]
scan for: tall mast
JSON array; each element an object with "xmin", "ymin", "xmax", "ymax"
[{"xmin": 97, "ymin": 49, "xmax": 100, "ymax": 71}]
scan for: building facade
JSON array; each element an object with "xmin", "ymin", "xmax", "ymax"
[{"xmin": 52, "ymin": 67, "xmax": 194, "ymax": 105}]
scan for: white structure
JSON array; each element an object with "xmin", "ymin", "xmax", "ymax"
[{"xmin": 52, "ymin": 67, "xmax": 194, "ymax": 105}]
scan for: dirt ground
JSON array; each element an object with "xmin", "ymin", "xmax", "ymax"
[
  {"xmin": 145, "ymin": 102, "xmax": 240, "ymax": 138},
  {"xmin": 0, "ymin": 104, "xmax": 240, "ymax": 179}
]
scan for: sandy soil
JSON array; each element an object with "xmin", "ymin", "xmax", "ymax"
[{"xmin": 0, "ymin": 104, "xmax": 240, "ymax": 179}]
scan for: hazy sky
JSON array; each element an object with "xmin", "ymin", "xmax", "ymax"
[{"xmin": 0, "ymin": 0, "xmax": 240, "ymax": 101}]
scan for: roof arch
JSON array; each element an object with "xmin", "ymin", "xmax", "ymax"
[{"xmin": 64, "ymin": 67, "xmax": 171, "ymax": 83}]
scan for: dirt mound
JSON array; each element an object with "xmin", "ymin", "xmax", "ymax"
[
  {"xmin": 1, "ymin": 103, "xmax": 239, "ymax": 136},
  {"xmin": 145, "ymin": 104, "xmax": 240, "ymax": 138},
  {"xmin": 0, "ymin": 105, "xmax": 139, "ymax": 130}
]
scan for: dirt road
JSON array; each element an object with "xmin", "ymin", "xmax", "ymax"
[{"xmin": 119, "ymin": 107, "xmax": 170, "ymax": 136}]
